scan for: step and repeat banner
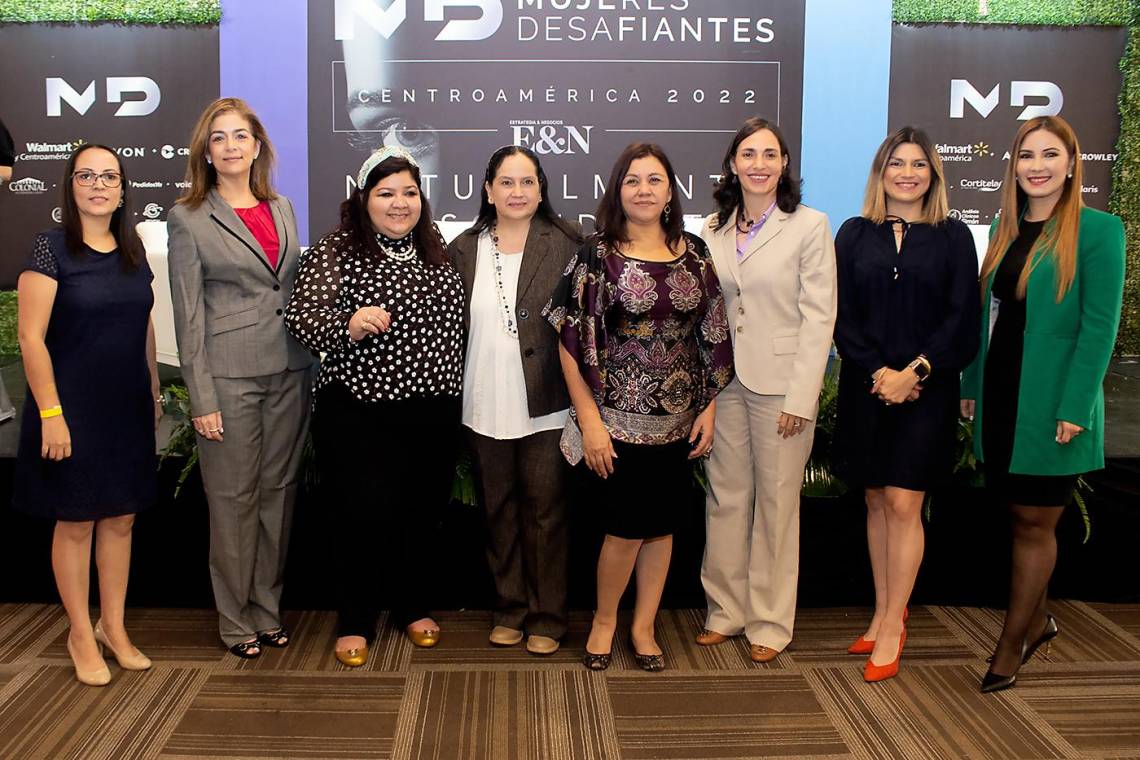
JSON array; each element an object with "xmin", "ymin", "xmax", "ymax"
[
  {"xmin": 306, "ymin": 0, "xmax": 806, "ymax": 241},
  {"xmin": 0, "ymin": 24, "xmax": 219, "ymax": 285},
  {"xmin": 890, "ymin": 24, "xmax": 1126, "ymax": 229}
]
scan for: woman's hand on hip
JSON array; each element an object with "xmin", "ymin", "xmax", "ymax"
[
  {"xmin": 41, "ymin": 416, "xmax": 72, "ymax": 460},
  {"xmin": 193, "ymin": 411, "xmax": 225, "ymax": 443},
  {"xmin": 582, "ymin": 420, "xmax": 617, "ymax": 478},
  {"xmin": 776, "ymin": 411, "xmax": 809, "ymax": 439},
  {"xmin": 1055, "ymin": 420, "xmax": 1083, "ymax": 445},
  {"xmin": 349, "ymin": 306, "xmax": 392, "ymax": 341},
  {"xmin": 688, "ymin": 401, "xmax": 716, "ymax": 458}
]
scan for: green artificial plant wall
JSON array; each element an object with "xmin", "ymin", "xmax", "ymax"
[{"xmin": 0, "ymin": 0, "xmax": 220, "ymax": 23}]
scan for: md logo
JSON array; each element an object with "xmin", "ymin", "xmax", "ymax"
[
  {"xmin": 335, "ymin": 0, "xmax": 503, "ymax": 41},
  {"xmin": 950, "ymin": 80, "xmax": 1063, "ymax": 120},
  {"xmin": 46, "ymin": 77, "xmax": 161, "ymax": 117},
  {"xmin": 512, "ymin": 125, "xmax": 593, "ymax": 155}
]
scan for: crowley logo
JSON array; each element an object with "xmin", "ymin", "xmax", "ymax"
[
  {"xmin": 143, "ymin": 203, "xmax": 164, "ymax": 219},
  {"xmin": 950, "ymin": 80, "xmax": 1063, "ymax": 120},
  {"xmin": 335, "ymin": 0, "xmax": 503, "ymax": 41},
  {"xmin": 46, "ymin": 77, "xmax": 161, "ymax": 117},
  {"xmin": 511, "ymin": 122, "xmax": 593, "ymax": 155},
  {"xmin": 8, "ymin": 177, "xmax": 48, "ymax": 194},
  {"xmin": 959, "ymin": 178, "xmax": 1003, "ymax": 192}
]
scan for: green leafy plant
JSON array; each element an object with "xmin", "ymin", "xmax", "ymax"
[
  {"xmin": 0, "ymin": 0, "xmax": 221, "ymax": 23},
  {"xmin": 802, "ymin": 360, "xmax": 848, "ymax": 497}
]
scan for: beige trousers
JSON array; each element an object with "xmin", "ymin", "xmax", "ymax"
[{"xmin": 701, "ymin": 379, "xmax": 814, "ymax": 650}]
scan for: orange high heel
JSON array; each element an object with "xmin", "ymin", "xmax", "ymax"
[
  {"xmin": 863, "ymin": 627, "xmax": 906, "ymax": 682},
  {"xmin": 848, "ymin": 608, "xmax": 908, "ymax": 655}
]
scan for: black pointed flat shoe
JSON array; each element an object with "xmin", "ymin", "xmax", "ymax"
[
  {"xmin": 633, "ymin": 651, "xmax": 665, "ymax": 672},
  {"xmin": 582, "ymin": 650, "xmax": 612, "ymax": 671}
]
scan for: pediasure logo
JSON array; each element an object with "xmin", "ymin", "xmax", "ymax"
[{"xmin": 8, "ymin": 177, "xmax": 48, "ymax": 194}]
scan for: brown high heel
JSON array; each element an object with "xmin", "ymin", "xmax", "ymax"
[
  {"xmin": 67, "ymin": 633, "xmax": 111, "ymax": 686},
  {"xmin": 94, "ymin": 620, "xmax": 151, "ymax": 671}
]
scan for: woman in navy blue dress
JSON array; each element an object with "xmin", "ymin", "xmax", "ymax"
[{"xmin": 14, "ymin": 144, "xmax": 160, "ymax": 686}]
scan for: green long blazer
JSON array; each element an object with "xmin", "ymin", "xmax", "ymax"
[{"xmin": 961, "ymin": 206, "xmax": 1125, "ymax": 475}]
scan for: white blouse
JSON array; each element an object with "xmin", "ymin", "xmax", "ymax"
[{"xmin": 462, "ymin": 232, "xmax": 568, "ymax": 439}]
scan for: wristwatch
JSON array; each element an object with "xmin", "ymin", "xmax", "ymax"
[{"xmin": 907, "ymin": 355, "xmax": 932, "ymax": 382}]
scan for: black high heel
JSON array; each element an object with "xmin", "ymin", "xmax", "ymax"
[
  {"xmin": 981, "ymin": 640, "xmax": 1027, "ymax": 694},
  {"xmin": 1022, "ymin": 614, "xmax": 1059, "ymax": 663},
  {"xmin": 985, "ymin": 613, "xmax": 1059, "ymax": 664}
]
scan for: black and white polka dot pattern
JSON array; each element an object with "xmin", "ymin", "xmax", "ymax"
[{"xmin": 285, "ymin": 230, "xmax": 465, "ymax": 402}]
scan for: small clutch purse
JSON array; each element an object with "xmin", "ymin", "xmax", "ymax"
[{"xmin": 559, "ymin": 415, "xmax": 584, "ymax": 465}]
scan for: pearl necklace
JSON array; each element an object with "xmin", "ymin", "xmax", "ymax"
[
  {"xmin": 490, "ymin": 225, "xmax": 519, "ymax": 339},
  {"xmin": 377, "ymin": 233, "xmax": 417, "ymax": 263}
]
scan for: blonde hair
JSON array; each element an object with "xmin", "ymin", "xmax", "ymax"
[
  {"xmin": 979, "ymin": 116, "xmax": 1083, "ymax": 302},
  {"xmin": 861, "ymin": 126, "xmax": 949, "ymax": 225},
  {"xmin": 178, "ymin": 97, "xmax": 278, "ymax": 209}
]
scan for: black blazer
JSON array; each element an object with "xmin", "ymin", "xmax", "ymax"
[{"xmin": 448, "ymin": 216, "xmax": 580, "ymax": 419}]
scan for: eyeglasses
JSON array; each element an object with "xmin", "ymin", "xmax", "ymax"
[{"xmin": 72, "ymin": 171, "xmax": 122, "ymax": 187}]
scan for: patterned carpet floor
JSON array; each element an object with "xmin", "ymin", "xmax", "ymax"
[{"xmin": 1, "ymin": 602, "xmax": 1138, "ymax": 760}]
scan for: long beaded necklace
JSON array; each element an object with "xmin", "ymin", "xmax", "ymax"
[
  {"xmin": 377, "ymin": 233, "xmax": 417, "ymax": 263},
  {"xmin": 489, "ymin": 224, "xmax": 519, "ymax": 338}
]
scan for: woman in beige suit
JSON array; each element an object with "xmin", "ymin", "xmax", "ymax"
[
  {"xmin": 168, "ymin": 98, "xmax": 314, "ymax": 659},
  {"xmin": 697, "ymin": 117, "xmax": 837, "ymax": 662}
]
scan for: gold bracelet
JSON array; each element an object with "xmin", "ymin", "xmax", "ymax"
[{"xmin": 40, "ymin": 405, "xmax": 63, "ymax": 419}]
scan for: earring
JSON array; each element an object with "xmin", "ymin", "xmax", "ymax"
[
  {"xmin": 117, "ymin": 197, "xmax": 124, "ymax": 208},
  {"xmin": 206, "ymin": 157, "xmax": 212, "ymax": 165},
  {"xmin": 663, "ymin": 203, "xmax": 671, "ymax": 224},
  {"xmin": 1067, "ymin": 172, "xmax": 1073, "ymax": 178}
]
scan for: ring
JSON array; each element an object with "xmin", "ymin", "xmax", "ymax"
[{"xmin": 207, "ymin": 428, "xmax": 219, "ymax": 433}]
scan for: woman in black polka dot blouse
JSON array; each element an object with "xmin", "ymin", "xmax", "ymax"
[{"xmin": 285, "ymin": 147, "xmax": 464, "ymax": 667}]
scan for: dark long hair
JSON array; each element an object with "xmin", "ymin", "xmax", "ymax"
[
  {"xmin": 61, "ymin": 143, "xmax": 143, "ymax": 271},
  {"xmin": 594, "ymin": 143, "xmax": 684, "ymax": 251},
  {"xmin": 711, "ymin": 117, "xmax": 802, "ymax": 231},
  {"xmin": 338, "ymin": 156, "xmax": 447, "ymax": 266},
  {"xmin": 471, "ymin": 145, "xmax": 581, "ymax": 241}
]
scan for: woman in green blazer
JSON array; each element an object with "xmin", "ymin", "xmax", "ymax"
[{"xmin": 961, "ymin": 116, "xmax": 1125, "ymax": 694}]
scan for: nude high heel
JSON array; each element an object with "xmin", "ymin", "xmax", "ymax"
[
  {"xmin": 67, "ymin": 632, "xmax": 111, "ymax": 686},
  {"xmin": 94, "ymin": 620, "xmax": 152, "ymax": 671}
]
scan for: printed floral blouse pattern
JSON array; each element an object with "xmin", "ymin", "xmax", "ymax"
[{"xmin": 544, "ymin": 232, "xmax": 734, "ymax": 445}]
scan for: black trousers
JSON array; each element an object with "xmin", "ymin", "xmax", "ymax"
[
  {"xmin": 313, "ymin": 382, "xmax": 459, "ymax": 639},
  {"xmin": 466, "ymin": 427, "xmax": 569, "ymax": 639}
]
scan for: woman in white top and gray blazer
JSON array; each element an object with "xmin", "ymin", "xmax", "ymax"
[
  {"xmin": 168, "ymin": 98, "xmax": 314, "ymax": 659},
  {"xmin": 697, "ymin": 117, "xmax": 837, "ymax": 662}
]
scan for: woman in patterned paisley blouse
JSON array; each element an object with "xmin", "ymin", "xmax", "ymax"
[
  {"xmin": 285, "ymin": 147, "xmax": 464, "ymax": 667},
  {"xmin": 545, "ymin": 143, "xmax": 734, "ymax": 672}
]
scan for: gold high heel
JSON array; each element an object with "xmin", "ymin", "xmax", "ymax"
[
  {"xmin": 67, "ymin": 633, "xmax": 111, "ymax": 686},
  {"xmin": 93, "ymin": 620, "xmax": 152, "ymax": 671}
]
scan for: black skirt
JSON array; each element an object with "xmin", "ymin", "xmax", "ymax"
[{"xmin": 583, "ymin": 438, "xmax": 693, "ymax": 539}]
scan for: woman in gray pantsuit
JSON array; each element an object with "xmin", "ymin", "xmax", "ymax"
[
  {"xmin": 168, "ymin": 98, "xmax": 314, "ymax": 658},
  {"xmin": 448, "ymin": 146, "xmax": 581, "ymax": 656}
]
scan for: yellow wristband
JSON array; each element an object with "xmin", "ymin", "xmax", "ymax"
[{"xmin": 40, "ymin": 405, "xmax": 63, "ymax": 419}]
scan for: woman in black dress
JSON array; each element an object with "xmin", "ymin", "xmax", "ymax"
[
  {"xmin": 833, "ymin": 127, "xmax": 979, "ymax": 682},
  {"xmin": 14, "ymin": 145, "xmax": 160, "ymax": 686},
  {"xmin": 964, "ymin": 116, "xmax": 1126, "ymax": 693},
  {"xmin": 285, "ymin": 147, "xmax": 464, "ymax": 667}
]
